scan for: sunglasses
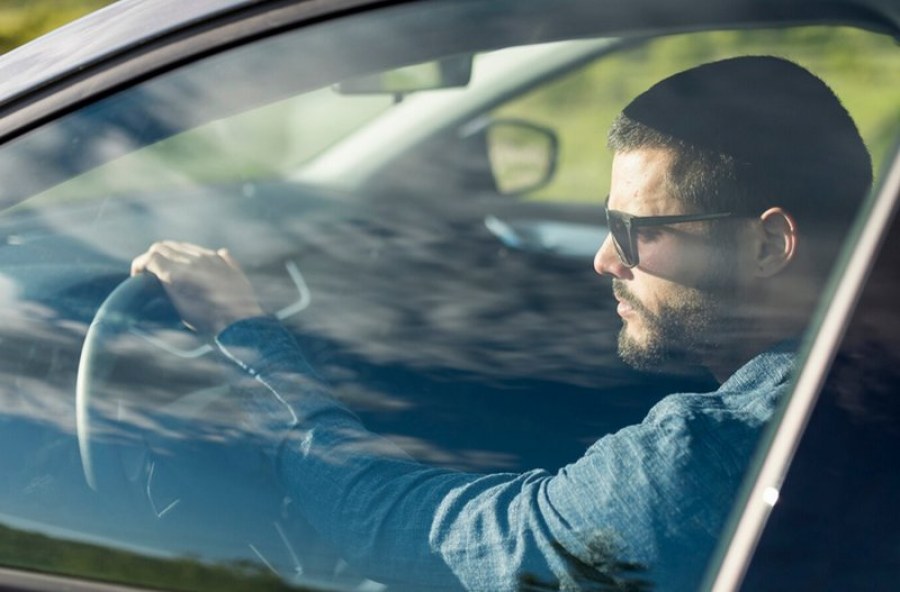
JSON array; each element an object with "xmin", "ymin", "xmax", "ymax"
[{"xmin": 604, "ymin": 206, "xmax": 737, "ymax": 268}]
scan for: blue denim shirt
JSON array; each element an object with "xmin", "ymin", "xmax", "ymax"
[{"xmin": 217, "ymin": 316, "xmax": 794, "ymax": 591}]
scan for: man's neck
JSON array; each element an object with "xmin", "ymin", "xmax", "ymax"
[
  {"xmin": 705, "ymin": 281, "xmax": 812, "ymax": 383},
  {"xmin": 705, "ymin": 322, "xmax": 801, "ymax": 384}
]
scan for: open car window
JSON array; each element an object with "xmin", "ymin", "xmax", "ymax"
[{"xmin": 0, "ymin": 1, "xmax": 897, "ymax": 591}]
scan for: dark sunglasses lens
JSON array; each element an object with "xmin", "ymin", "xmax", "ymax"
[{"xmin": 605, "ymin": 210, "xmax": 636, "ymax": 267}]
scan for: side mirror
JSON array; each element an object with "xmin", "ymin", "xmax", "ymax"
[{"xmin": 484, "ymin": 119, "xmax": 558, "ymax": 195}]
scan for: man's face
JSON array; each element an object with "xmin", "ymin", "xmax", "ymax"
[{"xmin": 594, "ymin": 148, "xmax": 746, "ymax": 371}]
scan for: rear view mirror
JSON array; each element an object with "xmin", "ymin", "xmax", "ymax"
[
  {"xmin": 335, "ymin": 55, "xmax": 473, "ymax": 96},
  {"xmin": 485, "ymin": 119, "xmax": 559, "ymax": 195}
]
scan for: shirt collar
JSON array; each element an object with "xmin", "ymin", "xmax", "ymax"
[{"xmin": 718, "ymin": 338, "xmax": 798, "ymax": 394}]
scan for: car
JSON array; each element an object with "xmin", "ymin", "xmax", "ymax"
[{"xmin": 0, "ymin": 0, "xmax": 897, "ymax": 590}]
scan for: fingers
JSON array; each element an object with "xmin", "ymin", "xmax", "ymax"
[
  {"xmin": 165, "ymin": 241, "xmax": 216, "ymax": 257},
  {"xmin": 130, "ymin": 251, "xmax": 150, "ymax": 276},
  {"xmin": 152, "ymin": 242, "xmax": 192, "ymax": 264},
  {"xmin": 130, "ymin": 241, "xmax": 261, "ymax": 335},
  {"xmin": 132, "ymin": 242, "xmax": 178, "ymax": 281},
  {"xmin": 216, "ymin": 248, "xmax": 241, "ymax": 270},
  {"xmin": 131, "ymin": 241, "xmax": 229, "ymax": 279}
]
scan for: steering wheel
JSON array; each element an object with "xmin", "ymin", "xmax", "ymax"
[
  {"xmin": 76, "ymin": 273, "xmax": 178, "ymax": 492},
  {"xmin": 76, "ymin": 262, "xmax": 313, "ymax": 492},
  {"xmin": 74, "ymin": 272, "xmax": 372, "ymax": 585}
]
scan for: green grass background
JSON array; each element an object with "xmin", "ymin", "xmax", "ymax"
[
  {"xmin": 0, "ymin": 0, "xmax": 113, "ymax": 53},
  {"xmin": 496, "ymin": 27, "xmax": 900, "ymax": 202}
]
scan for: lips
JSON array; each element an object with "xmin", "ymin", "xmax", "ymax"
[{"xmin": 613, "ymin": 281, "xmax": 640, "ymax": 318}]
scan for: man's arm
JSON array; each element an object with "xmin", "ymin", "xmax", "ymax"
[
  {"xmin": 216, "ymin": 315, "xmax": 601, "ymax": 590},
  {"xmin": 131, "ymin": 241, "xmax": 779, "ymax": 591},
  {"xmin": 214, "ymin": 315, "xmax": 764, "ymax": 591}
]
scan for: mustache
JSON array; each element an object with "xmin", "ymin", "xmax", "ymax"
[{"xmin": 612, "ymin": 280, "xmax": 652, "ymax": 317}]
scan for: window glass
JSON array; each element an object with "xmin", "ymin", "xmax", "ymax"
[
  {"xmin": 0, "ymin": 1, "xmax": 893, "ymax": 591},
  {"xmin": 741, "ymin": 180, "xmax": 900, "ymax": 591},
  {"xmin": 16, "ymin": 89, "xmax": 395, "ymax": 208},
  {"xmin": 492, "ymin": 27, "xmax": 900, "ymax": 202}
]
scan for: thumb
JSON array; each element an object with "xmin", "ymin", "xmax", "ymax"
[{"xmin": 217, "ymin": 248, "xmax": 240, "ymax": 269}]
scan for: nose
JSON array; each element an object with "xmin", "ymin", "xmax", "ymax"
[{"xmin": 594, "ymin": 234, "xmax": 632, "ymax": 279}]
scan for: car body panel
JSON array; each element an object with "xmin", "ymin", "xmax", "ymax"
[
  {"xmin": 0, "ymin": 0, "xmax": 256, "ymax": 107},
  {"xmin": 710, "ymin": 150, "xmax": 900, "ymax": 591},
  {"xmin": 738, "ymin": 151, "xmax": 900, "ymax": 590},
  {"xmin": 0, "ymin": 0, "xmax": 897, "ymax": 143}
]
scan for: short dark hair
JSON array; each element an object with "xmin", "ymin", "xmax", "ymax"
[{"xmin": 608, "ymin": 56, "xmax": 872, "ymax": 271}]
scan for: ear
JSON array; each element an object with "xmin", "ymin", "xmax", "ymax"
[{"xmin": 754, "ymin": 207, "xmax": 797, "ymax": 278}]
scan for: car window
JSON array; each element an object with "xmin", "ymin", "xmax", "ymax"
[
  {"xmin": 12, "ymin": 88, "xmax": 396, "ymax": 209},
  {"xmin": 0, "ymin": 1, "xmax": 895, "ymax": 591},
  {"xmin": 491, "ymin": 26, "xmax": 900, "ymax": 203},
  {"xmin": 738, "ymin": 168, "xmax": 900, "ymax": 591}
]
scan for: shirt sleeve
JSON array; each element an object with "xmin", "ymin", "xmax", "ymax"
[{"xmin": 216, "ymin": 316, "xmax": 780, "ymax": 591}]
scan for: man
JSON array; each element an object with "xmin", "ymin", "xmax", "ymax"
[{"xmin": 132, "ymin": 56, "xmax": 871, "ymax": 590}]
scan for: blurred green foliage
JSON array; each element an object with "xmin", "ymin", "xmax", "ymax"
[
  {"xmin": 0, "ymin": 0, "xmax": 114, "ymax": 53},
  {"xmin": 495, "ymin": 26, "xmax": 900, "ymax": 202}
]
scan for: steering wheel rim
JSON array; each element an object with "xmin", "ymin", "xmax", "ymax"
[
  {"xmin": 75, "ymin": 272, "xmax": 374, "ymax": 584},
  {"xmin": 76, "ymin": 272, "xmax": 170, "ymax": 491}
]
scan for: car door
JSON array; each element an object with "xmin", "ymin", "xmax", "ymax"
[
  {"xmin": 0, "ymin": 1, "xmax": 897, "ymax": 591},
  {"xmin": 709, "ymin": 153, "xmax": 900, "ymax": 590}
]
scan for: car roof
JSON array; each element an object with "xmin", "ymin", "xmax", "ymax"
[
  {"xmin": 0, "ymin": 0, "xmax": 896, "ymax": 147},
  {"xmin": 0, "ymin": 0, "xmax": 897, "ymax": 106},
  {"xmin": 0, "ymin": 0, "xmax": 258, "ymax": 107}
]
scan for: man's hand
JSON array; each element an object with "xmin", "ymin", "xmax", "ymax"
[{"xmin": 131, "ymin": 241, "xmax": 264, "ymax": 337}]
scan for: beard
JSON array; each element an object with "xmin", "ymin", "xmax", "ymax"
[{"xmin": 613, "ymin": 260, "xmax": 741, "ymax": 373}]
